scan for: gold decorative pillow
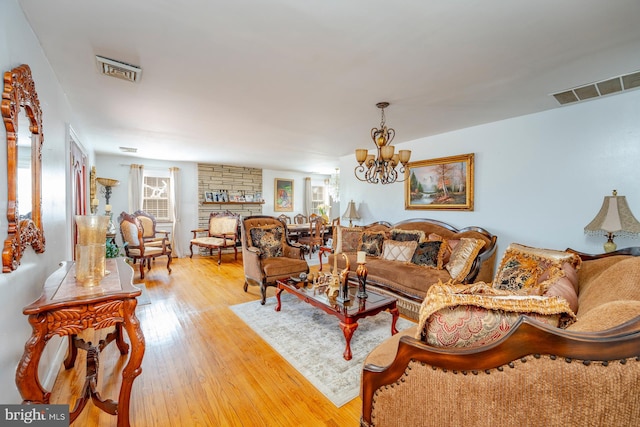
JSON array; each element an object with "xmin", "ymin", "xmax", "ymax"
[
  {"xmin": 444, "ymin": 237, "xmax": 485, "ymax": 281},
  {"xmin": 492, "ymin": 243, "xmax": 582, "ymax": 295},
  {"xmin": 380, "ymin": 240, "xmax": 418, "ymax": 262}
]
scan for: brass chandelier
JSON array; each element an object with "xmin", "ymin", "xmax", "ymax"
[{"xmin": 354, "ymin": 102, "xmax": 411, "ymax": 184}]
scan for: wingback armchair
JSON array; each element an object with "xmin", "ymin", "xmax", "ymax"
[{"xmin": 241, "ymin": 215, "xmax": 309, "ymax": 304}]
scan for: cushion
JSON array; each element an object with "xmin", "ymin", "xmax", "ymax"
[
  {"xmin": 428, "ymin": 233, "xmax": 459, "ymax": 264},
  {"xmin": 423, "ymin": 305, "xmax": 562, "ymax": 348},
  {"xmin": 444, "ymin": 237, "xmax": 485, "ymax": 281},
  {"xmin": 380, "ymin": 240, "xmax": 418, "ymax": 262},
  {"xmin": 334, "ymin": 226, "xmax": 362, "ymax": 253},
  {"xmin": 416, "ymin": 281, "xmax": 577, "ymax": 345},
  {"xmin": 492, "ymin": 243, "xmax": 581, "ymax": 295},
  {"xmin": 249, "ymin": 225, "xmax": 284, "ymax": 258},
  {"xmin": 411, "ymin": 241, "xmax": 444, "ymax": 269},
  {"xmin": 358, "ymin": 231, "xmax": 386, "ymax": 257},
  {"xmin": 390, "ymin": 228, "xmax": 425, "ymax": 243},
  {"xmin": 209, "ymin": 216, "xmax": 238, "ymax": 236},
  {"xmin": 544, "ymin": 276, "xmax": 578, "ymax": 313}
]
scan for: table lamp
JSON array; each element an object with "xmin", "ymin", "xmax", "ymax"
[
  {"xmin": 342, "ymin": 200, "xmax": 360, "ymax": 227},
  {"xmin": 584, "ymin": 190, "xmax": 640, "ymax": 252}
]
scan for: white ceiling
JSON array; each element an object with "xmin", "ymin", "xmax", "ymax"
[{"xmin": 18, "ymin": 0, "xmax": 640, "ymax": 174}]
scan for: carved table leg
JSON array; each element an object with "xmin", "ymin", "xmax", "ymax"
[
  {"xmin": 16, "ymin": 313, "xmax": 51, "ymax": 404},
  {"xmin": 64, "ymin": 335, "xmax": 79, "ymax": 369},
  {"xmin": 339, "ymin": 321, "xmax": 359, "ymax": 361},
  {"xmin": 118, "ymin": 298, "xmax": 145, "ymax": 427},
  {"xmin": 275, "ymin": 287, "xmax": 283, "ymax": 312},
  {"xmin": 389, "ymin": 307, "xmax": 399, "ymax": 335}
]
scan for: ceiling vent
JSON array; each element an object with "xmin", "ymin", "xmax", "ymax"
[
  {"xmin": 96, "ymin": 55, "xmax": 142, "ymax": 83},
  {"xmin": 552, "ymin": 70, "xmax": 640, "ymax": 105},
  {"xmin": 119, "ymin": 146, "xmax": 138, "ymax": 153}
]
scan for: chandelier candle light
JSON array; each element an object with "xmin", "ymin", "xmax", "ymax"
[{"xmin": 355, "ymin": 102, "xmax": 411, "ymax": 184}]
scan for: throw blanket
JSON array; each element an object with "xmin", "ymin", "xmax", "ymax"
[{"xmin": 416, "ymin": 281, "xmax": 577, "ymax": 343}]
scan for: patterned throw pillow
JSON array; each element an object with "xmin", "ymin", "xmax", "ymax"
[
  {"xmin": 380, "ymin": 240, "xmax": 418, "ymax": 262},
  {"xmin": 411, "ymin": 241, "xmax": 444, "ymax": 269},
  {"xmin": 444, "ymin": 238, "xmax": 485, "ymax": 281},
  {"xmin": 249, "ymin": 225, "xmax": 284, "ymax": 258},
  {"xmin": 492, "ymin": 243, "xmax": 581, "ymax": 295},
  {"xmin": 390, "ymin": 228, "xmax": 425, "ymax": 243},
  {"xmin": 334, "ymin": 226, "xmax": 363, "ymax": 252},
  {"xmin": 358, "ymin": 231, "xmax": 386, "ymax": 257},
  {"xmin": 423, "ymin": 305, "xmax": 562, "ymax": 348}
]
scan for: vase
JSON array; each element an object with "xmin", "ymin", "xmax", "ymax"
[{"xmin": 75, "ymin": 215, "xmax": 110, "ymax": 287}]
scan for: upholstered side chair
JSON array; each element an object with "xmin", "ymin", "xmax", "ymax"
[
  {"xmin": 133, "ymin": 210, "xmax": 171, "ymax": 249},
  {"xmin": 241, "ymin": 215, "xmax": 309, "ymax": 304},
  {"xmin": 118, "ymin": 212, "xmax": 172, "ymax": 280},
  {"xmin": 190, "ymin": 211, "xmax": 240, "ymax": 265}
]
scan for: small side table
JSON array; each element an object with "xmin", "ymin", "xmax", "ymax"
[{"xmin": 15, "ymin": 258, "xmax": 145, "ymax": 427}]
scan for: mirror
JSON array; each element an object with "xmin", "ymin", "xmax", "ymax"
[{"xmin": 2, "ymin": 64, "xmax": 45, "ymax": 272}]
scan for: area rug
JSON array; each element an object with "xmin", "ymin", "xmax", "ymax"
[
  {"xmin": 135, "ymin": 284, "xmax": 151, "ymax": 306},
  {"xmin": 230, "ymin": 293, "xmax": 415, "ymax": 407}
]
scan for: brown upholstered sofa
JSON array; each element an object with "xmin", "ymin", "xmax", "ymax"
[
  {"xmin": 325, "ymin": 219, "xmax": 497, "ymax": 320},
  {"xmin": 360, "ymin": 248, "xmax": 640, "ymax": 427}
]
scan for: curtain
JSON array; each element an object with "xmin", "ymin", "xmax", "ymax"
[
  {"xmin": 169, "ymin": 167, "xmax": 183, "ymax": 258},
  {"xmin": 304, "ymin": 177, "xmax": 312, "ymax": 218},
  {"xmin": 128, "ymin": 164, "xmax": 144, "ymax": 212}
]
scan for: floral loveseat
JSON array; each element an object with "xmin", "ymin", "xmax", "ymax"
[
  {"xmin": 360, "ymin": 246, "xmax": 640, "ymax": 427},
  {"xmin": 325, "ymin": 219, "xmax": 497, "ymax": 320}
]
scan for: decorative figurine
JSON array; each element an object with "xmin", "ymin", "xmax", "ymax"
[{"xmin": 356, "ymin": 251, "xmax": 368, "ymax": 299}]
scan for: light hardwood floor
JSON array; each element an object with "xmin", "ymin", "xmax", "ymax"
[{"xmin": 49, "ymin": 255, "xmax": 362, "ymax": 426}]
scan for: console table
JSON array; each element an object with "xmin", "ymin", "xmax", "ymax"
[{"xmin": 15, "ymin": 258, "xmax": 145, "ymax": 427}]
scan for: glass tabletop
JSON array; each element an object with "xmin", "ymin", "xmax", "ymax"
[{"xmin": 279, "ymin": 277, "xmax": 396, "ymax": 316}]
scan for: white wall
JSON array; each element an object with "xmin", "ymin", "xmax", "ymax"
[
  {"xmin": 262, "ymin": 169, "xmax": 333, "ymax": 219},
  {"xmin": 94, "ymin": 154, "xmax": 199, "ymax": 258},
  {"xmin": 0, "ymin": 0, "xmax": 77, "ymax": 403},
  {"xmin": 339, "ymin": 88, "xmax": 640, "ymax": 262}
]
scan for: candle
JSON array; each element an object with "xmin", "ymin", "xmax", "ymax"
[
  {"xmin": 91, "ymin": 198, "xmax": 99, "ymax": 207},
  {"xmin": 105, "ymin": 204, "xmax": 112, "ymax": 212},
  {"xmin": 357, "ymin": 251, "xmax": 367, "ymax": 264}
]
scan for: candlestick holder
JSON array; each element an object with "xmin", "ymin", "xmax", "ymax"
[{"xmin": 356, "ymin": 262, "xmax": 368, "ymax": 299}]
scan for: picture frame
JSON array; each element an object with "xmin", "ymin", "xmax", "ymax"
[
  {"xmin": 245, "ymin": 194, "xmax": 254, "ymax": 202},
  {"xmin": 405, "ymin": 153, "xmax": 474, "ymax": 210},
  {"xmin": 204, "ymin": 191, "xmax": 214, "ymax": 203},
  {"xmin": 274, "ymin": 178, "xmax": 294, "ymax": 212}
]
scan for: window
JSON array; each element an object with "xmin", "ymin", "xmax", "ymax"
[
  {"xmin": 143, "ymin": 174, "xmax": 171, "ymax": 221},
  {"xmin": 311, "ymin": 185, "xmax": 327, "ymax": 216}
]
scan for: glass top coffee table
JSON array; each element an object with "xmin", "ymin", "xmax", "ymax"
[{"xmin": 275, "ymin": 277, "xmax": 399, "ymax": 360}]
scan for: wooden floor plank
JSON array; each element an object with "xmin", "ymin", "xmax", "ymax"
[{"xmin": 48, "ymin": 255, "xmax": 362, "ymax": 426}]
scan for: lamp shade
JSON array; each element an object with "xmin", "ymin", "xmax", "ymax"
[
  {"xmin": 584, "ymin": 193, "xmax": 640, "ymax": 237},
  {"xmin": 342, "ymin": 200, "xmax": 360, "ymax": 226}
]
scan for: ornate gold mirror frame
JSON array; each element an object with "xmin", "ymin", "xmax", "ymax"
[{"xmin": 2, "ymin": 64, "xmax": 45, "ymax": 272}]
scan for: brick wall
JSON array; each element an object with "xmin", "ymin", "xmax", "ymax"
[{"xmin": 197, "ymin": 164, "xmax": 263, "ymax": 230}]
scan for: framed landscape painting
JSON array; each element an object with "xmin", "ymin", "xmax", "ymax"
[
  {"xmin": 274, "ymin": 178, "xmax": 294, "ymax": 212},
  {"xmin": 405, "ymin": 153, "xmax": 474, "ymax": 210}
]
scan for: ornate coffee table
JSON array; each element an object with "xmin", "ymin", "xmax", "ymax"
[{"xmin": 275, "ymin": 277, "xmax": 399, "ymax": 360}]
